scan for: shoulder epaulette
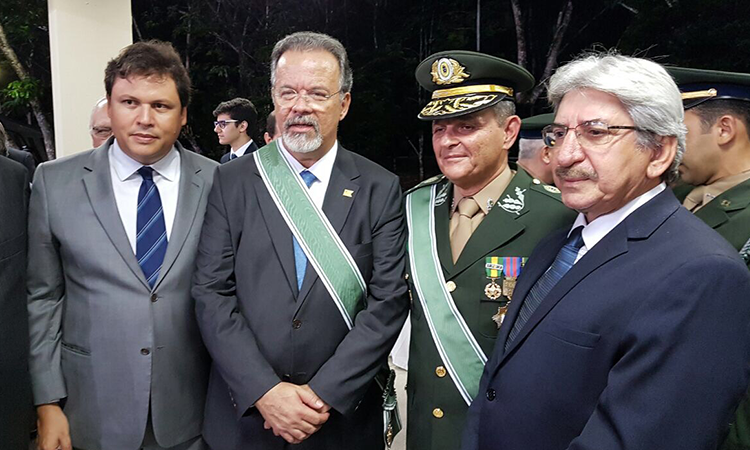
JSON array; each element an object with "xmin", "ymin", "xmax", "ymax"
[{"xmin": 405, "ymin": 174, "xmax": 446, "ymax": 196}]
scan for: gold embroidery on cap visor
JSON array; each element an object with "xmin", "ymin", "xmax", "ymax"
[
  {"xmin": 419, "ymin": 93, "xmax": 498, "ymax": 118},
  {"xmin": 431, "ymin": 58, "xmax": 471, "ymax": 85}
]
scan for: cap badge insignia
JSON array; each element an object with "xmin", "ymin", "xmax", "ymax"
[
  {"xmin": 499, "ymin": 187, "xmax": 526, "ymax": 215},
  {"xmin": 431, "ymin": 58, "xmax": 470, "ymax": 85}
]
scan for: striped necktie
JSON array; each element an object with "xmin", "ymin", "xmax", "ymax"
[
  {"xmin": 136, "ymin": 167, "xmax": 168, "ymax": 289},
  {"xmin": 505, "ymin": 226, "xmax": 584, "ymax": 349},
  {"xmin": 293, "ymin": 170, "xmax": 318, "ymax": 291}
]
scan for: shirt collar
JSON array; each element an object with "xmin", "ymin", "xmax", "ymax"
[
  {"xmin": 451, "ymin": 165, "xmax": 514, "ymax": 215},
  {"xmin": 570, "ymin": 182, "xmax": 666, "ymax": 249},
  {"xmin": 278, "ymin": 138, "xmax": 338, "ymax": 186},
  {"xmin": 232, "ymin": 139, "xmax": 254, "ymax": 157},
  {"xmin": 110, "ymin": 139, "xmax": 180, "ymax": 182}
]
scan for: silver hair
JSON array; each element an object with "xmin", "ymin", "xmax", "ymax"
[
  {"xmin": 518, "ymin": 138, "xmax": 545, "ymax": 160},
  {"xmin": 491, "ymin": 101, "xmax": 516, "ymax": 125},
  {"xmin": 270, "ymin": 31, "xmax": 353, "ymax": 95},
  {"xmin": 89, "ymin": 97, "xmax": 108, "ymax": 129},
  {"xmin": 547, "ymin": 52, "xmax": 686, "ymax": 183}
]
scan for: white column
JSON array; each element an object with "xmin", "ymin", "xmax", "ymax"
[{"xmin": 48, "ymin": 0, "xmax": 132, "ymax": 158}]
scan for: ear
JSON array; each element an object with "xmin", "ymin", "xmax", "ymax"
[
  {"xmin": 715, "ymin": 114, "xmax": 737, "ymax": 146},
  {"xmin": 238, "ymin": 120, "xmax": 248, "ymax": 134},
  {"xmin": 106, "ymin": 96, "xmax": 113, "ymax": 119},
  {"xmin": 541, "ymin": 146, "xmax": 551, "ymax": 165},
  {"xmin": 264, "ymin": 132, "xmax": 273, "ymax": 145},
  {"xmin": 646, "ymin": 135, "xmax": 677, "ymax": 180},
  {"xmin": 180, "ymin": 107, "xmax": 188, "ymax": 127},
  {"xmin": 338, "ymin": 92, "xmax": 352, "ymax": 121},
  {"xmin": 502, "ymin": 115, "xmax": 522, "ymax": 150}
]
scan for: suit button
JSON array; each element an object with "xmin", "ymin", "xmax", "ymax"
[
  {"xmin": 532, "ymin": 178, "xmax": 541, "ymax": 185},
  {"xmin": 150, "ymin": 294, "xmax": 158, "ymax": 303},
  {"xmin": 432, "ymin": 408, "xmax": 444, "ymax": 419},
  {"xmin": 435, "ymin": 366, "xmax": 447, "ymax": 378},
  {"xmin": 140, "ymin": 348, "xmax": 151, "ymax": 356},
  {"xmin": 405, "ymin": 273, "xmax": 409, "ymax": 280},
  {"xmin": 486, "ymin": 388, "xmax": 496, "ymax": 401},
  {"xmin": 446, "ymin": 281, "xmax": 456, "ymax": 292},
  {"xmin": 292, "ymin": 320, "xmax": 302, "ymax": 329}
]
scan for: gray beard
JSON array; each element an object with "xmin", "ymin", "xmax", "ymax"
[{"xmin": 282, "ymin": 130, "xmax": 323, "ymax": 154}]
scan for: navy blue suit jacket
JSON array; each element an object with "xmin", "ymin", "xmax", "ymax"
[{"xmin": 462, "ymin": 188, "xmax": 750, "ymax": 450}]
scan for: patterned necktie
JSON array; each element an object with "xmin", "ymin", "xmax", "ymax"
[
  {"xmin": 136, "ymin": 167, "xmax": 168, "ymax": 289},
  {"xmin": 293, "ymin": 170, "xmax": 318, "ymax": 291},
  {"xmin": 230, "ymin": 153, "xmax": 237, "ymax": 160},
  {"xmin": 450, "ymin": 197, "xmax": 481, "ymax": 263},
  {"xmin": 505, "ymin": 226, "xmax": 584, "ymax": 349}
]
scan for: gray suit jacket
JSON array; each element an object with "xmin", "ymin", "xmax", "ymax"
[
  {"xmin": 27, "ymin": 140, "xmax": 217, "ymax": 449},
  {"xmin": 193, "ymin": 146, "xmax": 409, "ymax": 449},
  {"xmin": 0, "ymin": 156, "xmax": 32, "ymax": 449}
]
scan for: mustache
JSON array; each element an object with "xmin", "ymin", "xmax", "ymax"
[
  {"xmin": 284, "ymin": 115, "xmax": 320, "ymax": 133},
  {"xmin": 555, "ymin": 166, "xmax": 598, "ymax": 181}
]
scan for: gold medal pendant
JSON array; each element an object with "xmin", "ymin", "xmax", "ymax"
[
  {"xmin": 485, "ymin": 279, "xmax": 502, "ymax": 300},
  {"xmin": 502, "ymin": 276, "xmax": 518, "ymax": 300},
  {"xmin": 492, "ymin": 305, "xmax": 508, "ymax": 328}
]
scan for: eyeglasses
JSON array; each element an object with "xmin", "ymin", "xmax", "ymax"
[
  {"xmin": 272, "ymin": 87, "xmax": 341, "ymax": 107},
  {"xmin": 542, "ymin": 121, "xmax": 647, "ymax": 148},
  {"xmin": 91, "ymin": 127, "xmax": 112, "ymax": 138},
  {"xmin": 214, "ymin": 120, "xmax": 239, "ymax": 129}
]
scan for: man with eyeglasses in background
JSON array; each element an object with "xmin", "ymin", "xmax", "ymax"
[
  {"xmin": 461, "ymin": 53, "xmax": 750, "ymax": 450},
  {"xmin": 193, "ymin": 31, "xmax": 408, "ymax": 449},
  {"xmin": 213, "ymin": 97, "xmax": 259, "ymax": 163},
  {"xmin": 89, "ymin": 97, "xmax": 112, "ymax": 148}
]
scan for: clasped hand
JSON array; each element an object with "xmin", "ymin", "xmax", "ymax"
[{"xmin": 255, "ymin": 382, "xmax": 331, "ymax": 444}]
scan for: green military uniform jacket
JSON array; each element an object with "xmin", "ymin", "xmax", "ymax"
[
  {"xmin": 405, "ymin": 168, "xmax": 576, "ymax": 450},
  {"xmin": 708, "ymin": 179, "xmax": 750, "ymax": 450}
]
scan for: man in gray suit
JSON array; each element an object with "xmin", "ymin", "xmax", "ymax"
[{"xmin": 28, "ymin": 40, "xmax": 217, "ymax": 450}]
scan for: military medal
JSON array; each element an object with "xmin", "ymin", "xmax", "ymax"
[
  {"xmin": 501, "ymin": 257, "xmax": 526, "ymax": 300},
  {"xmin": 484, "ymin": 257, "xmax": 503, "ymax": 300},
  {"xmin": 492, "ymin": 306, "xmax": 507, "ymax": 328}
]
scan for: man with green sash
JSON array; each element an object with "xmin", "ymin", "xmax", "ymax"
[
  {"xmin": 404, "ymin": 50, "xmax": 576, "ymax": 450},
  {"xmin": 667, "ymin": 67, "xmax": 750, "ymax": 450},
  {"xmin": 193, "ymin": 32, "xmax": 409, "ymax": 450}
]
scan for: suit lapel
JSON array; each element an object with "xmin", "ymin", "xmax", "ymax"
[
  {"xmin": 82, "ymin": 146, "xmax": 150, "ymax": 289},
  {"xmin": 495, "ymin": 189, "xmax": 680, "ymax": 370},
  {"xmin": 695, "ymin": 179, "xmax": 750, "ymax": 229},
  {"xmin": 153, "ymin": 146, "xmax": 204, "ymax": 290},
  {"xmin": 253, "ymin": 164, "xmax": 299, "ymax": 295},
  {"xmin": 297, "ymin": 147, "xmax": 360, "ymax": 306}
]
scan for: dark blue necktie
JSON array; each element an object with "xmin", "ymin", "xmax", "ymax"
[
  {"xmin": 230, "ymin": 153, "xmax": 237, "ymax": 160},
  {"xmin": 506, "ymin": 226, "xmax": 584, "ymax": 349},
  {"xmin": 293, "ymin": 170, "xmax": 318, "ymax": 291},
  {"xmin": 136, "ymin": 167, "xmax": 168, "ymax": 289}
]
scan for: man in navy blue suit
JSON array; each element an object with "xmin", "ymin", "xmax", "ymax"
[{"xmin": 461, "ymin": 53, "xmax": 750, "ymax": 450}]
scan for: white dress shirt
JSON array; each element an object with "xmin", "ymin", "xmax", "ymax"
[
  {"xmin": 231, "ymin": 139, "xmax": 255, "ymax": 159},
  {"xmin": 278, "ymin": 139, "xmax": 338, "ymax": 208},
  {"xmin": 569, "ymin": 182, "xmax": 666, "ymax": 263},
  {"xmin": 109, "ymin": 140, "xmax": 181, "ymax": 253}
]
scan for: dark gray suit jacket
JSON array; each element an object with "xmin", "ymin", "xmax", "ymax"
[
  {"xmin": 0, "ymin": 156, "xmax": 32, "ymax": 449},
  {"xmin": 220, "ymin": 140, "xmax": 259, "ymax": 163},
  {"xmin": 193, "ymin": 145, "xmax": 409, "ymax": 449},
  {"xmin": 27, "ymin": 140, "xmax": 218, "ymax": 449},
  {"xmin": 7, "ymin": 147, "xmax": 36, "ymax": 179}
]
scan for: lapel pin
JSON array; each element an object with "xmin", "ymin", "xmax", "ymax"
[{"xmin": 343, "ymin": 189, "xmax": 354, "ymax": 198}]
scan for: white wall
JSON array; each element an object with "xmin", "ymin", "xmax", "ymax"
[{"xmin": 48, "ymin": 0, "xmax": 132, "ymax": 157}]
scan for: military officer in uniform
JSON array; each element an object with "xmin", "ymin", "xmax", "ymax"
[
  {"xmin": 667, "ymin": 67, "xmax": 750, "ymax": 450},
  {"xmin": 518, "ymin": 113, "xmax": 555, "ymax": 185},
  {"xmin": 669, "ymin": 67, "xmax": 750, "ymax": 268},
  {"xmin": 404, "ymin": 51, "xmax": 576, "ymax": 450}
]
